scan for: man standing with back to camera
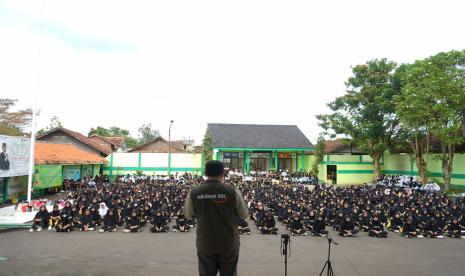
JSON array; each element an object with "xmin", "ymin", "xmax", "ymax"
[{"xmin": 184, "ymin": 160, "xmax": 248, "ymax": 276}]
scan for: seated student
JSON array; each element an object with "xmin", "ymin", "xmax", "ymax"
[
  {"xmin": 89, "ymin": 206, "xmax": 101, "ymax": 226},
  {"xmin": 79, "ymin": 209, "xmax": 96, "ymax": 231},
  {"xmin": 290, "ymin": 214, "xmax": 307, "ymax": 236},
  {"xmin": 123, "ymin": 211, "xmax": 141, "ymax": 233},
  {"xmin": 173, "ymin": 212, "xmax": 190, "ymax": 232},
  {"xmin": 238, "ymin": 218, "xmax": 251, "ymax": 235},
  {"xmin": 98, "ymin": 203, "xmax": 109, "ymax": 224},
  {"xmin": 402, "ymin": 217, "xmax": 421, "ymax": 238},
  {"xmin": 48, "ymin": 205, "xmax": 60, "ymax": 230},
  {"xmin": 150, "ymin": 210, "xmax": 169, "ymax": 233},
  {"xmin": 55, "ymin": 211, "xmax": 73, "ymax": 232},
  {"xmin": 141, "ymin": 205, "xmax": 152, "ymax": 226},
  {"xmin": 253, "ymin": 204, "xmax": 266, "ymax": 227},
  {"xmin": 339, "ymin": 216, "xmax": 358, "ymax": 237},
  {"xmin": 359, "ymin": 211, "xmax": 370, "ymax": 232},
  {"xmin": 333, "ymin": 212, "xmax": 345, "ymax": 232},
  {"xmin": 282, "ymin": 207, "xmax": 293, "ymax": 228},
  {"xmin": 368, "ymin": 215, "xmax": 388, "ymax": 238},
  {"xmin": 445, "ymin": 218, "xmax": 464, "ymax": 238},
  {"xmin": 115, "ymin": 207, "xmax": 125, "ymax": 226},
  {"xmin": 277, "ymin": 204, "xmax": 288, "ymax": 223},
  {"xmin": 30, "ymin": 205, "xmax": 50, "ymax": 232},
  {"xmin": 100, "ymin": 209, "xmax": 118, "ymax": 233},
  {"xmin": 305, "ymin": 210, "xmax": 317, "ymax": 231},
  {"xmin": 424, "ymin": 218, "xmax": 444, "ymax": 238},
  {"xmin": 259, "ymin": 212, "xmax": 278, "ymax": 234},
  {"xmin": 388, "ymin": 212, "xmax": 403, "ymax": 233},
  {"xmin": 312, "ymin": 214, "xmax": 328, "ymax": 236}
]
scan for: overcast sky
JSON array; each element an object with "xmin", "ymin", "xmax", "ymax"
[{"xmin": 1, "ymin": 0, "xmax": 464, "ymax": 144}]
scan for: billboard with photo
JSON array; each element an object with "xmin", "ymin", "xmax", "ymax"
[{"xmin": 0, "ymin": 135, "xmax": 31, "ymax": 177}]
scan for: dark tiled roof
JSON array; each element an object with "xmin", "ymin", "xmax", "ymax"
[
  {"xmin": 36, "ymin": 128, "xmax": 112, "ymax": 155},
  {"xmin": 207, "ymin": 123, "xmax": 313, "ymax": 149},
  {"xmin": 128, "ymin": 137, "xmax": 186, "ymax": 153}
]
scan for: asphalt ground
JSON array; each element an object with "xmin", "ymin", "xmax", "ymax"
[{"xmin": 1, "ymin": 220, "xmax": 465, "ymax": 276}]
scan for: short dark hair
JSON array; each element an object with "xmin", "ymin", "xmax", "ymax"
[
  {"xmin": 205, "ymin": 160, "xmax": 224, "ymax": 177},
  {"xmin": 2, "ymin": 143, "xmax": 6, "ymax": 147}
]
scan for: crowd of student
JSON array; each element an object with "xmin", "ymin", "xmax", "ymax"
[{"xmin": 30, "ymin": 172, "xmax": 465, "ymax": 240}]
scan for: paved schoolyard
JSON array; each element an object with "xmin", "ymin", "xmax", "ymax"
[{"xmin": 0, "ymin": 222, "xmax": 464, "ymax": 276}]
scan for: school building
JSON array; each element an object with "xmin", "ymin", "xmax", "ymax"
[{"xmin": 209, "ymin": 124, "xmax": 313, "ymax": 173}]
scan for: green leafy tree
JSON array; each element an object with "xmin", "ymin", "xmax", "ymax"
[
  {"xmin": 202, "ymin": 129, "xmax": 213, "ymax": 165},
  {"xmin": 38, "ymin": 116, "xmax": 63, "ymax": 135},
  {"xmin": 415, "ymin": 50, "xmax": 465, "ymax": 191},
  {"xmin": 0, "ymin": 98, "xmax": 32, "ymax": 136},
  {"xmin": 311, "ymin": 134, "xmax": 326, "ymax": 176},
  {"xmin": 317, "ymin": 59, "xmax": 402, "ymax": 180},
  {"xmin": 137, "ymin": 123, "xmax": 160, "ymax": 145},
  {"xmin": 395, "ymin": 63, "xmax": 435, "ymax": 184},
  {"xmin": 88, "ymin": 126, "xmax": 138, "ymax": 148}
]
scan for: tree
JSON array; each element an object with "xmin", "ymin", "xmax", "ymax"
[
  {"xmin": 311, "ymin": 134, "xmax": 326, "ymax": 176},
  {"xmin": 0, "ymin": 98, "xmax": 32, "ymax": 136},
  {"xmin": 317, "ymin": 59, "xmax": 402, "ymax": 180},
  {"xmin": 88, "ymin": 126, "xmax": 139, "ymax": 148},
  {"xmin": 415, "ymin": 50, "xmax": 465, "ymax": 191},
  {"xmin": 37, "ymin": 116, "xmax": 63, "ymax": 135},
  {"xmin": 202, "ymin": 129, "xmax": 213, "ymax": 165},
  {"xmin": 137, "ymin": 123, "xmax": 160, "ymax": 145},
  {"xmin": 395, "ymin": 63, "xmax": 435, "ymax": 184}
]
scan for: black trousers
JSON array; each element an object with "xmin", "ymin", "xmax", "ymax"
[{"xmin": 197, "ymin": 249, "xmax": 239, "ymax": 276}]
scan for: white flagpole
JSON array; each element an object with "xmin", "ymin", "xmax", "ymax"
[
  {"xmin": 27, "ymin": 101, "xmax": 37, "ymax": 203},
  {"xmin": 27, "ymin": 0, "xmax": 45, "ymax": 203}
]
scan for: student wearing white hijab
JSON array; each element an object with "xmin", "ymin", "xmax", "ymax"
[{"xmin": 98, "ymin": 203, "xmax": 109, "ymax": 218}]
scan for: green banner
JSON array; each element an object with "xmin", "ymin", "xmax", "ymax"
[{"xmin": 33, "ymin": 165, "xmax": 62, "ymax": 190}]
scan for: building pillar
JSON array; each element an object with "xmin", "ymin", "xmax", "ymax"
[
  {"xmin": 301, "ymin": 151, "xmax": 305, "ymax": 172},
  {"xmin": 109, "ymin": 153, "xmax": 114, "ymax": 184},
  {"xmin": 274, "ymin": 151, "xmax": 278, "ymax": 171},
  {"xmin": 295, "ymin": 153, "xmax": 299, "ymax": 171},
  {"xmin": 268, "ymin": 152, "xmax": 273, "ymax": 172},
  {"xmin": 168, "ymin": 152, "xmax": 172, "ymax": 176}
]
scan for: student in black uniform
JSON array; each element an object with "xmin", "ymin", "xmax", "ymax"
[
  {"xmin": 100, "ymin": 209, "xmax": 118, "ymax": 232},
  {"xmin": 115, "ymin": 207, "xmax": 125, "ymax": 226},
  {"xmin": 290, "ymin": 214, "xmax": 307, "ymax": 236},
  {"xmin": 340, "ymin": 216, "xmax": 358, "ymax": 237},
  {"xmin": 402, "ymin": 217, "xmax": 420, "ymax": 238},
  {"xmin": 424, "ymin": 218, "xmax": 444, "ymax": 238},
  {"xmin": 238, "ymin": 218, "xmax": 251, "ymax": 235},
  {"xmin": 55, "ymin": 210, "xmax": 73, "ymax": 232},
  {"xmin": 368, "ymin": 215, "xmax": 388, "ymax": 238},
  {"xmin": 79, "ymin": 209, "xmax": 95, "ymax": 231},
  {"xmin": 150, "ymin": 210, "xmax": 169, "ymax": 233},
  {"xmin": 312, "ymin": 214, "xmax": 328, "ymax": 236},
  {"xmin": 359, "ymin": 211, "xmax": 371, "ymax": 232},
  {"xmin": 259, "ymin": 212, "xmax": 278, "ymax": 234},
  {"xmin": 124, "ymin": 211, "xmax": 141, "ymax": 233},
  {"xmin": 333, "ymin": 212, "xmax": 345, "ymax": 232},
  {"xmin": 388, "ymin": 212, "xmax": 402, "ymax": 233},
  {"xmin": 48, "ymin": 205, "xmax": 60, "ymax": 230},
  {"xmin": 141, "ymin": 205, "xmax": 152, "ymax": 226},
  {"xmin": 446, "ymin": 218, "xmax": 463, "ymax": 238},
  {"xmin": 30, "ymin": 205, "xmax": 50, "ymax": 232},
  {"xmin": 173, "ymin": 212, "xmax": 190, "ymax": 232}
]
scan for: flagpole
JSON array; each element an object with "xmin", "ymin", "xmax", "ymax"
[{"xmin": 27, "ymin": 0, "xmax": 45, "ymax": 203}]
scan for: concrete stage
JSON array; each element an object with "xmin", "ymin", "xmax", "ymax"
[{"xmin": 0, "ymin": 222, "xmax": 464, "ymax": 276}]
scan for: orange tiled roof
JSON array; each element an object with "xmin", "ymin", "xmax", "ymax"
[{"xmin": 35, "ymin": 142, "xmax": 108, "ymax": 165}]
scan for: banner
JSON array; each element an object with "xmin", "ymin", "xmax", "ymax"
[
  {"xmin": 0, "ymin": 135, "xmax": 31, "ymax": 177},
  {"xmin": 33, "ymin": 165, "xmax": 62, "ymax": 189}
]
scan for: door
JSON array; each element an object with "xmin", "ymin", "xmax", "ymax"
[{"xmin": 327, "ymin": 165, "xmax": 337, "ymax": 184}]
